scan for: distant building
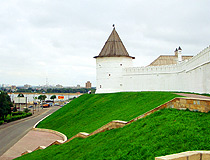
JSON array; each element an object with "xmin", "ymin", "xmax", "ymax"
[
  {"xmin": 149, "ymin": 47, "xmax": 193, "ymax": 66},
  {"xmin": 56, "ymin": 84, "xmax": 63, "ymax": 88},
  {"xmin": 24, "ymin": 84, "xmax": 31, "ymax": 89},
  {"xmin": 85, "ymin": 81, "xmax": 92, "ymax": 88},
  {"xmin": 11, "ymin": 85, "xmax": 17, "ymax": 91},
  {"xmin": 11, "ymin": 85, "xmax": 16, "ymax": 89},
  {"xmin": 2, "ymin": 84, "xmax": 9, "ymax": 88},
  {"xmin": 76, "ymin": 84, "xmax": 81, "ymax": 88}
]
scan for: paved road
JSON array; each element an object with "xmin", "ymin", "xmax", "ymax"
[{"xmin": 0, "ymin": 106, "xmax": 60, "ymax": 157}]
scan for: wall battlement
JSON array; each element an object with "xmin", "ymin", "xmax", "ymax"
[{"xmin": 124, "ymin": 45, "xmax": 210, "ymax": 75}]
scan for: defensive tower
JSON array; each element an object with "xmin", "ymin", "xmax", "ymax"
[{"xmin": 94, "ymin": 26, "xmax": 134, "ymax": 93}]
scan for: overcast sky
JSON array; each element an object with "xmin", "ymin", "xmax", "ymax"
[{"xmin": 0, "ymin": 0, "xmax": 210, "ymax": 87}]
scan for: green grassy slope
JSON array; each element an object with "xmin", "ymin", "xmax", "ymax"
[
  {"xmin": 37, "ymin": 92, "xmax": 178, "ymax": 138},
  {"xmin": 17, "ymin": 109, "xmax": 210, "ymax": 160}
]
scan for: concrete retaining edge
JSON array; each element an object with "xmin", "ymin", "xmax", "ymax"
[
  {"xmin": 33, "ymin": 113, "xmax": 52, "ymax": 129},
  {"xmin": 32, "ymin": 113, "xmax": 67, "ymax": 142},
  {"xmin": 21, "ymin": 112, "xmax": 68, "ymax": 156}
]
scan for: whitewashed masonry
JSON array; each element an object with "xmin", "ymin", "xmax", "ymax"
[{"xmin": 94, "ymin": 27, "xmax": 210, "ymax": 94}]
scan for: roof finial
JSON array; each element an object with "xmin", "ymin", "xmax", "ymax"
[{"xmin": 113, "ymin": 24, "xmax": 115, "ymax": 28}]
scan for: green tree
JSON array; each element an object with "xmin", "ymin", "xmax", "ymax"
[
  {"xmin": 0, "ymin": 91, "xmax": 13, "ymax": 120},
  {"xmin": 38, "ymin": 95, "xmax": 47, "ymax": 102},
  {"xmin": 50, "ymin": 95, "xmax": 56, "ymax": 103},
  {"xmin": 13, "ymin": 106, "xmax": 17, "ymax": 112}
]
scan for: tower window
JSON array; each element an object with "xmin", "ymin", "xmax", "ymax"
[
  {"xmin": 100, "ymin": 85, "xmax": 102, "ymax": 88},
  {"xmin": 120, "ymin": 84, "xmax": 122, "ymax": 86},
  {"xmin": 109, "ymin": 74, "xmax": 111, "ymax": 76},
  {"xmin": 120, "ymin": 64, "xmax": 122, "ymax": 66}
]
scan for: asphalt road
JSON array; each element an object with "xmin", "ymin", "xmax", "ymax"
[{"xmin": 0, "ymin": 106, "xmax": 60, "ymax": 156}]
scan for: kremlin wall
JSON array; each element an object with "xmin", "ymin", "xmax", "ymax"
[{"xmin": 94, "ymin": 27, "xmax": 210, "ymax": 94}]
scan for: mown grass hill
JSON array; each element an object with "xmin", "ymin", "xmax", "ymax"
[
  {"xmin": 37, "ymin": 92, "xmax": 179, "ymax": 138},
  {"xmin": 16, "ymin": 92, "xmax": 210, "ymax": 160}
]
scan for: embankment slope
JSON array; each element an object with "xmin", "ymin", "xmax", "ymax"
[{"xmin": 37, "ymin": 92, "xmax": 178, "ymax": 138}]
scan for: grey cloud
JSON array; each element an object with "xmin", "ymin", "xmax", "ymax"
[{"xmin": 0, "ymin": 0, "xmax": 210, "ymax": 86}]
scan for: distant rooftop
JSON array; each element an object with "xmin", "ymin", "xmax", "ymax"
[{"xmin": 149, "ymin": 55, "xmax": 193, "ymax": 66}]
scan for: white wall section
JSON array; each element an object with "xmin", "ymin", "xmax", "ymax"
[{"xmin": 95, "ymin": 46, "xmax": 210, "ymax": 94}]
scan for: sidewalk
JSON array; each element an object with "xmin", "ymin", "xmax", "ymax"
[
  {"xmin": 0, "ymin": 130, "xmax": 63, "ymax": 160},
  {"xmin": 175, "ymin": 93, "xmax": 210, "ymax": 100},
  {"xmin": 0, "ymin": 106, "xmax": 62, "ymax": 160}
]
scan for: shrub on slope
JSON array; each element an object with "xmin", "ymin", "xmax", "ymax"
[
  {"xmin": 37, "ymin": 92, "xmax": 178, "ymax": 138},
  {"xmin": 18, "ymin": 109, "xmax": 210, "ymax": 160}
]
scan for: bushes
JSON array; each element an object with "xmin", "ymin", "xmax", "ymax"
[
  {"xmin": 12, "ymin": 111, "xmax": 24, "ymax": 116},
  {"xmin": 0, "ymin": 120, "xmax": 4, "ymax": 125},
  {"xmin": 0, "ymin": 112, "xmax": 32, "ymax": 124},
  {"xmin": 23, "ymin": 108, "xmax": 30, "ymax": 113}
]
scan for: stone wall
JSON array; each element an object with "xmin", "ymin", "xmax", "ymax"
[
  {"xmin": 155, "ymin": 151, "xmax": 210, "ymax": 160},
  {"xmin": 166, "ymin": 97, "xmax": 210, "ymax": 113},
  {"xmin": 123, "ymin": 46, "xmax": 210, "ymax": 94}
]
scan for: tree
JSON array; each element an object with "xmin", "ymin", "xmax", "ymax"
[
  {"xmin": 13, "ymin": 106, "xmax": 17, "ymax": 112},
  {"xmin": 38, "ymin": 95, "xmax": 47, "ymax": 102},
  {"xmin": 17, "ymin": 93, "xmax": 24, "ymax": 97},
  {"xmin": 0, "ymin": 91, "xmax": 13, "ymax": 120},
  {"xmin": 50, "ymin": 95, "xmax": 56, "ymax": 103},
  {"xmin": 33, "ymin": 96, "xmax": 38, "ymax": 102}
]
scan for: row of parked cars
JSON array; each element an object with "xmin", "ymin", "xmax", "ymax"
[
  {"xmin": 28, "ymin": 101, "xmax": 69, "ymax": 109},
  {"xmin": 28, "ymin": 102, "xmax": 54, "ymax": 108}
]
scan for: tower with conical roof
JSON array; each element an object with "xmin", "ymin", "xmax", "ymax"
[{"xmin": 94, "ymin": 26, "xmax": 134, "ymax": 93}]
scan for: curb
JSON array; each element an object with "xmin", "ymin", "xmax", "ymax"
[
  {"xmin": 33, "ymin": 113, "xmax": 52, "ymax": 129},
  {"xmin": 32, "ymin": 113, "xmax": 67, "ymax": 142},
  {"xmin": 21, "ymin": 111, "xmax": 68, "ymax": 156}
]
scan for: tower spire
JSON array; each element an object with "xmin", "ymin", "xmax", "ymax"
[{"xmin": 94, "ymin": 26, "xmax": 134, "ymax": 59}]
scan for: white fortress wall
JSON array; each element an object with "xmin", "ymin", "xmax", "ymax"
[
  {"xmin": 96, "ymin": 57, "xmax": 133, "ymax": 93},
  {"xmin": 122, "ymin": 46, "xmax": 210, "ymax": 93}
]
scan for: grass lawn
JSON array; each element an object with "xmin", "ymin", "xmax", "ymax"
[
  {"xmin": 36, "ymin": 92, "xmax": 179, "ymax": 138},
  {"xmin": 17, "ymin": 109, "xmax": 210, "ymax": 160}
]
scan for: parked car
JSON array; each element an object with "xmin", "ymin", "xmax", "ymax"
[
  {"xmin": 43, "ymin": 104, "xmax": 50, "ymax": 108},
  {"xmin": 60, "ymin": 105, "xmax": 64, "ymax": 107},
  {"xmin": 54, "ymin": 103, "xmax": 59, "ymax": 106},
  {"xmin": 28, "ymin": 105, "xmax": 33, "ymax": 108}
]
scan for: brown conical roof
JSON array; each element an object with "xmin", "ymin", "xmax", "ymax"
[{"xmin": 94, "ymin": 27, "xmax": 135, "ymax": 59}]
